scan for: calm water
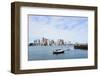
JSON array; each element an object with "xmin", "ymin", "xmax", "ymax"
[{"xmin": 28, "ymin": 45, "xmax": 88, "ymax": 61}]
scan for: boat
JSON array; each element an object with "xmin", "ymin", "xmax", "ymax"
[{"xmin": 53, "ymin": 49, "xmax": 64, "ymax": 54}]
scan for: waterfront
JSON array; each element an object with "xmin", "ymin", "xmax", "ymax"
[{"xmin": 28, "ymin": 45, "xmax": 88, "ymax": 61}]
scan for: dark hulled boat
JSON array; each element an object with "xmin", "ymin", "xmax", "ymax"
[{"xmin": 53, "ymin": 49, "xmax": 64, "ymax": 54}]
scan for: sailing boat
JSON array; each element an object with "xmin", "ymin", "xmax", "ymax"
[{"xmin": 66, "ymin": 41, "xmax": 72, "ymax": 51}]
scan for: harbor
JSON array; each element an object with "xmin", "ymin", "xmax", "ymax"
[{"xmin": 28, "ymin": 38, "xmax": 88, "ymax": 60}]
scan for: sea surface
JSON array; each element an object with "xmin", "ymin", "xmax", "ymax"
[{"xmin": 28, "ymin": 45, "xmax": 88, "ymax": 61}]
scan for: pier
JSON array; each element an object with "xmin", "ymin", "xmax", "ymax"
[{"xmin": 74, "ymin": 44, "xmax": 88, "ymax": 50}]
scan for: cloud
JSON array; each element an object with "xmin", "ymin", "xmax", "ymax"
[{"xmin": 29, "ymin": 15, "xmax": 88, "ymax": 43}]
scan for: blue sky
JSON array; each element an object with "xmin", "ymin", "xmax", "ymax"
[{"xmin": 28, "ymin": 15, "xmax": 88, "ymax": 43}]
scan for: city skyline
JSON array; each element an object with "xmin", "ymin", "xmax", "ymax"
[{"xmin": 29, "ymin": 15, "xmax": 88, "ymax": 43}]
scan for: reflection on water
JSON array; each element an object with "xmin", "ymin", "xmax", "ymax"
[{"xmin": 28, "ymin": 45, "xmax": 88, "ymax": 61}]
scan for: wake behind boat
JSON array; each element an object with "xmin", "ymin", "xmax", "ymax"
[{"xmin": 53, "ymin": 49, "xmax": 64, "ymax": 54}]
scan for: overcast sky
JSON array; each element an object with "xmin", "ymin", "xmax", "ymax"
[{"xmin": 28, "ymin": 15, "xmax": 88, "ymax": 43}]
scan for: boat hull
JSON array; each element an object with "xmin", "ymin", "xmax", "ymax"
[{"xmin": 53, "ymin": 51, "xmax": 64, "ymax": 54}]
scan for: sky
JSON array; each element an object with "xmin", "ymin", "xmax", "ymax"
[{"xmin": 28, "ymin": 15, "xmax": 88, "ymax": 43}]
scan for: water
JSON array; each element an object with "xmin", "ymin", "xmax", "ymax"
[{"xmin": 28, "ymin": 45, "xmax": 88, "ymax": 61}]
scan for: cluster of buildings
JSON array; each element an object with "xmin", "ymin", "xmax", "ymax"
[{"xmin": 31, "ymin": 37, "xmax": 67, "ymax": 46}]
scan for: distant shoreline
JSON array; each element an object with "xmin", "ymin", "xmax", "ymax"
[{"xmin": 28, "ymin": 43, "xmax": 88, "ymax": 50}]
